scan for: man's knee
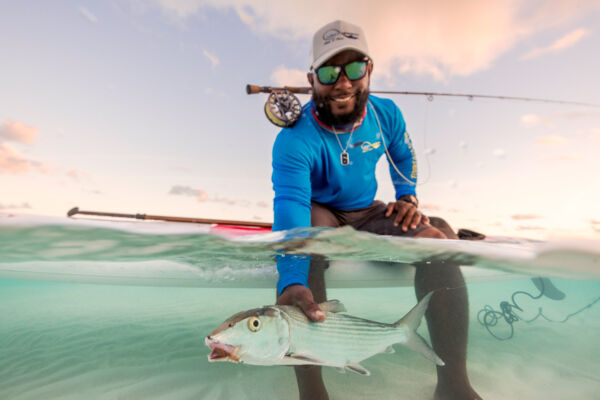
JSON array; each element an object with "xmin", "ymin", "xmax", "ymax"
[
  {"xmin": 427, "ymin": 216, "xmax": 457, "ymax": 239},
  {"xmin": 415, "ymin": 226, "xmax": 447, "ymax": 239}
]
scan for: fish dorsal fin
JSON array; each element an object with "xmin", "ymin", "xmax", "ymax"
[
  {"xmin": 318, "ymin": 300, "xmax": 346, "ymax": 313},
  {"xmin": 345, "ymin": 363, "xmax": 370, "ymax": 376}
]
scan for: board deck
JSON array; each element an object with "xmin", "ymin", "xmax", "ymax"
[{"xmin": 2, "ymin": 213, "xmax": 598, "ymax": 288}]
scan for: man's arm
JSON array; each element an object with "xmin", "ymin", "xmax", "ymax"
[{"xmin": 272, "ymin": 131, "xmax": 326, "ymax": 322}]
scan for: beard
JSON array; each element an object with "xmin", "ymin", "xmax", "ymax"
[{"xmin": 313, "ymin": 89, "xmax": 369, "ymax": 126}]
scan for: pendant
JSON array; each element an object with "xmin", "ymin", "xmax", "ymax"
[{"xmin": 340, "ymin": 151, "xmax": 350, "ymax": 166}]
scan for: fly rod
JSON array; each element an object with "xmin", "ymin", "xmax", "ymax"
[
  {"xmin": 67, "ymin": 207, "xmax": 273, "ymax": 228},
  {"xmin": 246, "ymin": 83, "xmax": 600, "ymax": 127}
]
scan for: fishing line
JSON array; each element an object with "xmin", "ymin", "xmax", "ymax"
[
  {"xmin": 369, "ymin": 100, "xmax": 417, "ymax": 187},
  {"xmin": 419, "ymin": 96, "xmax": 432, "ymax": 186},
  {"xmin": 477, "ymin": 280, "xmax": 600, "ymax": 341}
]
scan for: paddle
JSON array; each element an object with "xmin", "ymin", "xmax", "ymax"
[{"xmin": 67, "ymin": 207, "xmax": 273, "ymax": 228}]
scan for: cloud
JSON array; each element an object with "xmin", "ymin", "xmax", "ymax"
[
  {"xmin": 270, "ymin": 65, "xmax": 307, "ymax": 87},
  {"xmin": 168, "ymin": 185, "xmax": 253, "ymax": 205},
  {"xmin": 492, "ymin": 148, "xmax": 506, "ymax": 159},
  {"xmin": 66, "ymin": 169, "xmax": 93, "ymax": 183},
  {"xmin": 540, "ymin": 153, "xmax": 581, "ymax": 162},
  {"xmin": 520, "ymin": 113, "xmax": 541, "ymax": 128},
  {"xmin": 0, "ymin": 202, "xmax": 31, "ymax": 210},
  {"xmin": 78, "ymin": 7, "xmax": 99, "ymax": 23},
  {"xmin": 420, "ymin": 203, "xmax": 440, "ymax": 211},
  {"xmin": 203, "ymin": 50, "xmax": 219, "ymax": 68},
  {"xmin": 516, "ymin": 225, "xmax": 546, "ymax": 231},
  {"xmin": 0, "ymin": 120, "xmax": 38, "ymax": 144},
  {"xmin": 511, "ymin": 214, "xmax": 541, "ymax": 220},
  {"xmin": 521, "ymin": 28, "xmax": 590, "ymax": 60},
  {"xmin": 0, "ymin": 143, "xmax": 34, "ymax": 173},
  {"xmin": 151, "ymin": 0, "xmax": 600, "ymax": 80},
  {"xmin": 169, "ymin": 185, "xmax": 202, "ymax": 197},
  {"xmin": 591, "ymin": 219, "xmax": 600, "ymax": 233},
  {"xmin": 535, "ymin": 134, "xmax": 568, "ymax": 146}
]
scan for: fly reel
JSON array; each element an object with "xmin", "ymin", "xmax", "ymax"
[{"xmin": 264, "ymin": 90, "xmax": 302, "ymax": 128}]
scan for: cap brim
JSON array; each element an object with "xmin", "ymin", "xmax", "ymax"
[{"xmin": 311, "ymin": 45, "xmax": 370, "ymax": 70}]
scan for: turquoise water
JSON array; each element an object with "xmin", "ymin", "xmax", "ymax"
[{"xmin": 1, "ymin": 218, "xmax": 599, "ymax": 399}]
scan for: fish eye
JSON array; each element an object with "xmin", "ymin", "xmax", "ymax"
[{"xmin": 247, "ymin": 316, "xmax": 261, "ymax": 332}]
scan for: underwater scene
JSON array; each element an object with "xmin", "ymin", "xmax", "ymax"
[{"xmin": 1, "ymin": 216, "xmax": 599, "ymax": 400}]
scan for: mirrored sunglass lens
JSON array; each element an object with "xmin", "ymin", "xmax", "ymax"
[
  {"xmin": 317, "ymin": 66, "xmax": 340, "ymax": 84},
  {"xmin": 344, "ymin": 61, "xmax": 366, "ymax": 80}
]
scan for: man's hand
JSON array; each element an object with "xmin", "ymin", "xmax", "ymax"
[
  {"xmin": 385, "ymin": 199, "xmax": 430, "ymax": 232},
  {"xmin": 276, "ymin": 284, "xmax": 326, "ymax": 322}
]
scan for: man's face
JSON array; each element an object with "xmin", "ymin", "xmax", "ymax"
[{"xmin": 308, "ymin": 50, "xmax": 372, "ymax": 126}]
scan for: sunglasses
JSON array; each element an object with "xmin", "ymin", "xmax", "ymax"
[{"xmin": 315, "ymin": 59, "xmax": 369, "ymax": 85}]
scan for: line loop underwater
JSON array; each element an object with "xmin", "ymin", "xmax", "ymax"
[{"xmin": 477, "ymin": 279, "xmax": 600, "ymax": 341}]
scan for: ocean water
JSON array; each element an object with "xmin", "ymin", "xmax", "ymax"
[{"xmin": 1, "ymin": 215, "xmax": 599, "ymax": 399}]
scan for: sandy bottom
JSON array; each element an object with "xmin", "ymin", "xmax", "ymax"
[{"xmin": 1, "ymin": 278, "xmax": 599, "ymax": 399}]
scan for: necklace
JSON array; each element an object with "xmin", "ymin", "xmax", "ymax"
[{"xmin": 332, "ymin": 121, "xmax": 360, "ymax": 166}]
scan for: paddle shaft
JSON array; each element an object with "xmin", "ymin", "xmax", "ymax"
[{"xmin": 67, "ymin": 207, "xmax": 273, "ymax": 228}]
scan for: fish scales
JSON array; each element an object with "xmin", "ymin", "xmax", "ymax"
[{"xmin": 280, "ymin": 306, "xmax": 408, "ymax": 365}]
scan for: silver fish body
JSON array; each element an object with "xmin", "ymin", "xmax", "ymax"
[{"xmin": 205, "ymin": 292, "xmax": 443, "ymax": 376}]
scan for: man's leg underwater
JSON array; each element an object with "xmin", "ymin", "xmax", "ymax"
[
  {"xmin": 293, "ymin": 255, "xmax": 329, "ymax": 400},
  {"xmin": 292, "ymin": 202, "xmax": 338, "ymax": 400},
  {"xmin": 357, "ymin": 207, "xmax": 479, "ymax": 398},
  {"xmin": 414, "ymin": 221, "xmax": 482, "ymax": 400}
]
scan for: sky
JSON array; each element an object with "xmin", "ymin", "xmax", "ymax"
[{"xmin": 1, "ymin": 0, "xmax": 599, "ymax": 240}]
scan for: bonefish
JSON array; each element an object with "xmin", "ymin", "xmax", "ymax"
[{"xmin": 205, "ymin": 292, "xmax": 443, "ymax": 376}]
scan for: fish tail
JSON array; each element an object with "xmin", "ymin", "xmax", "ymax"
[{"xmin": 394, "ymin": 291, "xmax": 445, "ymax": 366}]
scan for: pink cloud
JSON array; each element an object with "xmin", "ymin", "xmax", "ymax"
[
  {"xmin": 522, "ymin": 28, "xmax": 590, "ymax": 60},
  {"xmin": 0, "ymin": 143, "xmax": 48, "ymax": 174},
  {"xmin": 535, "ymin": 135, "xmax": 568, "ymax": 146},
  {"xmin": 0, "ymin": 120, "xmax": 38, "ymax": 144},
  {"xmin": 517, "ymin": 225, "xmax": 547, "ymax": 231},
  {"xmin": 511, "ymin": 214, "xmax": 542, "ymax": 220},
  {"xmin": 420, "ymin": 203, "xmax": 440, "ymax": 211},
  {"xmin": 155, "ymin": 1, "xmax": 600, "ymax": 80},
  {"xmin": 0, "ymin": 143, "xmax": 31, "ymax": 173},
  {"xmin": 271, "ymin": 65, "xmax": 308, "ymax": 87}
]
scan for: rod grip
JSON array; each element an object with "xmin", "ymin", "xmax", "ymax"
[{"xmin": 246, "ymin": 84, "xmax": 265, "ymax": 95}]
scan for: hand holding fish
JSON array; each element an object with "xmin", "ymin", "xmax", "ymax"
[
  {"xmin": 205, "ymin": 292, "xmax": 444, "ymax": 376},
  {"xmin": 276, "ymin": 284, "xmax": 326, "ymax": 322}
]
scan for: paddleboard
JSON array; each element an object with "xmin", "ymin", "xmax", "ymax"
[{"xmin": 1, "ymin": 213, "xmax": 598, "ymax": 289}]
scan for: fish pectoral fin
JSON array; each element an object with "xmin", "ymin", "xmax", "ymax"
[
  {"xmin": 381, "ymin": 345, "xmax": 395, "ymax": 354},
  {"xmin": 318, "ymin": 300, "xmax": 346, "ymax": 313},
  {"xmin": 345, "ymin": 363, "xmax": 371, "ymax": 376},
  {"xmin": 284, "ymin": 353, "xmax": 325, "ymax": 365}
]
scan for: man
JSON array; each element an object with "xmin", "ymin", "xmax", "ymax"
[{"xmin": 271, "ymin": 20, "xmax": 481, "ymax": 400}]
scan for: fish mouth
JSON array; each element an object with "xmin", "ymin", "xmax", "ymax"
[{"xmin": 205, "ymin": 337, "xmax": 240, "ymax": 362}]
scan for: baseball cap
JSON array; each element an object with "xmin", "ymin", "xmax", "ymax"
[{"xmin": 310, "ymin": 20, "xmax": 370, "ymax": 70}]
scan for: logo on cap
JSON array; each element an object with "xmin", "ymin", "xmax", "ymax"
[{"xmin": 322, "ymin": 29, "xmax": 360, "ymax": 45}]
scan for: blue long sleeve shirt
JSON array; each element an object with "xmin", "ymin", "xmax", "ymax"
[{"xmin": 272, "ymin": 95, "xmax": 417, "ymax": 294}]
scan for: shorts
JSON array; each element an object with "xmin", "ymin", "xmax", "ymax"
[{"xmin": 311, "ymin": 200, "xmax": 429, "ymax": 237}]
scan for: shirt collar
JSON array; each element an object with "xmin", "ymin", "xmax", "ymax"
[{"xmin": 310, "ymin": 102, "xmax": 367, "ymax": 133}]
